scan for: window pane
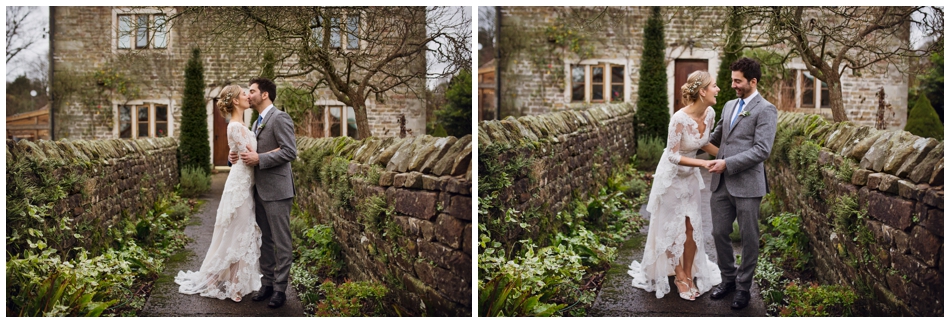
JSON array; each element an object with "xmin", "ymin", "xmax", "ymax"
[
  {"xmin": 592, "ymin": 66, "xmax": 604, "ymax": 83},
  {"xmin": 312, "ymin": 17, "xmax": 323, "ymax": 45},
  {"xmin": 571, "ymin": 66, "xmax": 585, "ymax": 102},
  {"xmin": 153, "ymin": 15, "xmax": 167, "ymax": 48},
  {"xmin": 155, "ymin": 105, "xmax": 167, "ymax": 122},
  {"xmin": 802, "ymin": 71, "xmax": 815, "ymax": 106},
  {"xmin": 592, "ymin": 84, "xmax": 603, "ymax": 101},
  {"xmin": 156, "ymin": 123, "xmax": 167, "ymax": 137},
  {"xmin": 346, "ymin": 106, "xmax": 358, "ymax": 138},
  {"xmin": 819, "ymin": 81, "xmax": 830, "ymax": 108},
  {"xmin": 119, "ymin": 105, "xmax": 132, "ymax": 138},
  {"xmin": 329, "ymin": 106, "xmax": 342, "ymax": 137},
  {"xmin": 330, "ymin": 17, "xmax": 341, "ymax": 48},
  {"xmin": 138, "ymin": 106, "xmax": 149, "ymax": 137},
  {"xmin": 136, "ymin": 15, "xmax": 148, "ymax": 48},
  {"xmin": 611, "ymin": 66, "xmax": 624, "ymax": 83},
  {"xmin": 347, "ymin": 16, "xmax": 359, "ymax": 50},
  {"xmin": 611, "ymin": 85, "xmax": 623, "ymax": 102},
  {"xmin": 118, "ymin": 15, "xmax": 132, "ymax": 49}
]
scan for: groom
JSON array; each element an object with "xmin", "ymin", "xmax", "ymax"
[
  {"xmin": 229, "ymin": 77, "xmax": 297, "ymax": 308},
  {"xmin": 705, "ymin": 58, "xmax": 777, "ymax": 310}
]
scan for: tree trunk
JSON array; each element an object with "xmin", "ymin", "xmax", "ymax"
[
  {"xmin": 352, "ymin": 101, "xmax": 372, "ymax": 139},
  {"xmin": 828, "ymin": 79, "xmax": 848, "ymax": 123}
]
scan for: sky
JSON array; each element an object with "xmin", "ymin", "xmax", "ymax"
[{"xmin": 5, "ymin": 6, "xmax": 471, "ymax": 88}]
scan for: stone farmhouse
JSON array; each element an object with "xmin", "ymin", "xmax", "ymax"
[
  {"xmin": 492, "ymin": 7, "xmax": 910, "ymax": 129},
  {"xmin": 50, "ymin": 6, "xmax": 427, "ymax": 166}
]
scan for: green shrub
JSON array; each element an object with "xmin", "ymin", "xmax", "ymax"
[
  {"xmin": 713, "ymin": 8, "xmax": 742, "ymax": 124},
  {"xmin": 780, "ymin": 282, "xmax": 857, "ymax": 316},
  {"xmin": 178, "ymin": 48, "xmax": 211, "ymax": 174},
  {"xmin": 179, "ymin": 166, "xmax": 211, "ymax": 198},
  {"xmin": 635, "ymin": 7, "xmax": 670, "ymax": 141},
  {"xmin": 314, "ymin": 280, "xmax": 387, "ymax": 317},
  {"xmin": 636, "ymin": 136, "xmax": 666, "ymax": 172},
  {"xmin": 762, "ymin": 212, "xmax": 812, "ymax": 271},
  {"xmin": 436, "ymin": 69, "xmax": 473, "ymax": 138},
  {"xmin": 905, "ymin": 95, "xmax": 943, "ymax": 140}
]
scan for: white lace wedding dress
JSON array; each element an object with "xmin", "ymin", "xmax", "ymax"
[
  {"xmin": 628, "ymin": 107, "xmax": 722, "ymax": 298},
  {"xmin": 175, "ymin": 121, "xmax": 262, "ymax": 302}
]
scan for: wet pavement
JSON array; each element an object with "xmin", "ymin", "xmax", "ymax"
[
  {"xmin": 589, "ymin": 169, "xmax": 767, "ymax": 316},
  {"xmin": 142, "ymin": 172, "xmax": 306, "ymax": 317}
]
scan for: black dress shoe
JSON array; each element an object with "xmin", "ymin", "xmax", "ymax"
[
  {"xmin": 710, "ymin": 282, "xmax": 736, "ymax": 299},
  {"xmin": 268, "ymin": 291, "xmax": 286, "ymax": 308},
  {"xmin": 252, "ymin": 286, "xmax": 274, "ymax": 302},
  {"xmin": 731, "ymin": 290, "xmax": 751, "ymax": 310}
]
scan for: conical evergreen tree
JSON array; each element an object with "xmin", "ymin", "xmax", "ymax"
[
  {"xmin": 437, "ymin": 69, "xmax": 473, "ymax": 138},
  {"xmin": 251, "ymin": 50, "xmax": 277, "ymax": 123},
  {"xmin": 713, "ymin": 7, "xmax": 742, "ymax": 126},
  {"xmin": 905, "ymin": 95, "xmax": 943, "ymax": 140},
  {"xmin": 178, "ymin": 47, "xmax": 211, "ymax": 174},
  {"xmin": 637, "ymin": 7, "xmax": 670, "ymax": 141}
]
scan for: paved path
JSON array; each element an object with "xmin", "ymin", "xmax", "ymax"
[
  {"xmin": 589, "ymin": 169, "xmax": 766, "ymax": 316},
  {"xmin": 142, "ymin": 172, "xmax": 306, "ymax": 316}
]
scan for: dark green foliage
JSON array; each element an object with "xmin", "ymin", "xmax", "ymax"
[
  {"xmin": 780, "ymin": 282, "xmax": 857, "ymax": 316},
  {"xmin": 904, "ymin": 95, "xmax": 943, "ymax": 140},
  {"xmin": 178, "ymin": 48, "xmax": 211, "ymax": 174},
  {"xmin": 479, "ymin": 274, "xmax": 566, "ymax": 317},
  {"xmin": 713, "ymin": 7, "xmax": 742, "ymax": 125},
  {"xmin": 6, "ymin": 74, "xmax": 49, "ymax": 116},
  {"xmin": 636, "ymin": 7, "xmax": 670, "ymax": 141},
  {"xmin": 636, "ymin": 135, "xmax": 665, "ymax": 172},
  {"xmin": 910, "ymin": 39, "xmax": 943, "ymax": 121},
  {"xmin": 252, "ymin": 50, "xmax": 278, "ymax": 124},
  {"xmin": 437, "ymin": 69, "xmax": 473, "ymax": 138},
  {"xmin": 179, "ymin": 165, "xmax": 211, "ymax": 198}
]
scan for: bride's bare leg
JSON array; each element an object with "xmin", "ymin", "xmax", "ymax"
[{"xmin": 683, "ymin": 218, "xmax": 697, "ymax": 290}]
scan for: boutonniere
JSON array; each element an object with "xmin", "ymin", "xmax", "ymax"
[
  {"xmin": 258, "ymin": 123, "xmax": 266, "ymax": 131},
  {"xmin": 740, "ymin": 111, "xmax": 751, "ymax": 117}
]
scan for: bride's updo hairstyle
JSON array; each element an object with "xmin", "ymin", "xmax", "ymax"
[
  {"xmin": 680, "ymin": 70, "xmax": 714, "ymax": 106},
  {"xmin": 216, "ymin": 84, "xmax": 243, "ymax": 118}
]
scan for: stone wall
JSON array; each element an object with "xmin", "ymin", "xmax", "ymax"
[
  {"xmin": 5, "ymin": 138, "xmax": 179, "ymax": 253},
  {"xmin": 766, "ymin": 112, "xmax": 943, "ymax": 316},
  {"xmin": 51, "ymin": 6, "xmax": 427, "ymax": 140},
  {"xmin": 497, "ymin": 6, "xmax": 908, "ymax": 129},
  {"xmin": 291, "ymin": 134, "xmax": 472, "ymax": 316},
  {"xmin": 477, "ymin": 104, "xmax": 636, "ymax": 247}
]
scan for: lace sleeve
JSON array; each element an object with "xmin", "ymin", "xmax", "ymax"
[
  {"xmin": 665, "ymin": 116, "xmax": 684, "ymax": 165},
  {"xmin": 227, "ymin": 123, "xmax": 249, "ymax": 153}
]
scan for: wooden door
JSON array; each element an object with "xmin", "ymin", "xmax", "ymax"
[
  {"xmin": 212, "ymin": 98, "xmax": 230, "ymax": 166},
  {"xmin": 674, "ymin": 59, "xmax": 709, "ymax": 112}
]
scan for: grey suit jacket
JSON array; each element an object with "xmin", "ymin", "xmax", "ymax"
[
  {"xmin": 708, "ymin": 94, "xmax": 778, "ymax": 198},
  {"xmin": 252, "ymin": 107, "xmax": 298, "ymax": 201}
]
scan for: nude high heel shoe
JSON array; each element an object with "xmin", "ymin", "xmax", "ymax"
[{"xmin": 674, "ymin": 279, "xmax": 695, "ymax": 301}]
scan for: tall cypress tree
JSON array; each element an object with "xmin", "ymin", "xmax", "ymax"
[
  {"xmin": 179, "ymin": 47, "xmax": 211, "ymax": 175},
  {"xmin": 905, "ymin": 95, "xmax": 943, "ymax": 140},
  {"xmin": 251, "ymin": 50, "xmax": 277, "ymax": 122},
  {"xmin": 637, "ymin": 7, "xmax": 670, "ymax": 141},
  {"xmin": 714, "ymin": 7, "xmax": 743, "ymax": 126}
]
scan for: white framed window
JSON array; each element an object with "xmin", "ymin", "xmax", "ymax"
[
  {"xmin": 569, "ymin": 62, "xmax": 627, "ymax": 103},
  {"xmin": 797, "ymin": 70, "xmax": 830, "ymax": 108},
  {"xmin": 118, "ymin": 103, "xmax": 169, "ymax": 138},
  {"xmin": 113, "ymin": 8, "xmax": 173, "ymax": 51},
  {"xmin": 300, "ymin": 104, "xmax": 359, "ymax": 139},
  {"xmin": 311, "ymin": 13, "xmax": 360, "ymax": 51}
]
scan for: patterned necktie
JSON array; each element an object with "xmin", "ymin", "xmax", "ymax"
[
  {"xmin": 731, "ymin": 99, "xmax": 745, "ymax": 129},
  {"xmin": 255, "ymin": 115, "xmax": 263, "ymax": 134}
]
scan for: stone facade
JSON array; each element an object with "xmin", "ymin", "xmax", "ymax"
[
  {"xmin": 292, "ymin": 134, "xmax": 472, "ymax": 316},
  {"xmin": 50, "ymin": 6, "xmax": 427, "ymax": 144},
  {"xmin": 477, "ymin": 104, "xmax": 636, "ymax": 247},
  {"xmin": 767, "ymin": 112, "xmax": 943, "ymax": 316},
  {"xmin": 496, "ymin": 6, "xmax": 908, "ymax": 129},
  {"xmin": 6, "ymin": 137, "xmax": 179, "ymax": 252}
]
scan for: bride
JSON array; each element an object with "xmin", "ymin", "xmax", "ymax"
[
  {"xmin": 627, "ymin": 70, "xmax": 722, "ymax": 301},
  {"xmin": 175, "ymin": 85, "xmax": 263, "ymax": 302}
]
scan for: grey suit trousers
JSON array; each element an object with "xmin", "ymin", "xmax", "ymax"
[
  {"xmin": 711, "ymin": 177, "xmax": 762, "ymax": 292},
  {"xmin": 255, "ymin": 189, "xmax": 293, "ymax": 292}
]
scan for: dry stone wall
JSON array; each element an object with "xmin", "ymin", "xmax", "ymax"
[
  {"xmin": 291, "ymin": 134, "xmax": 472, "ymax": 316},
  {"xmin": 5, "ymin": 138, "xmax": 179, "ymax": 252},
  {"xmin": 477, "ymin": 104, "xmax": 636, "ymax": 248},
  {"xmin": 766, "ymin": 112, "xmax": 943, "ymax": 316}
]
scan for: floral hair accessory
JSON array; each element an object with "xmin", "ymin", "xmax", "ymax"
[{"xmin": 687, "ymin": 80, "xmax": 703, "ymax": 95}]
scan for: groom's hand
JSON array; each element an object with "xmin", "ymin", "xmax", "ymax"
[
  {"xmin": 240, "ymin": 151, "xmax": 260, "ymax": 167},
  {"xmin": 708, "ymin": 159, "xmax": 727, "ymax": 174},
  {"xmin": 228, "ymin": 151, "xmax": 239, "ymax": 164}
]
